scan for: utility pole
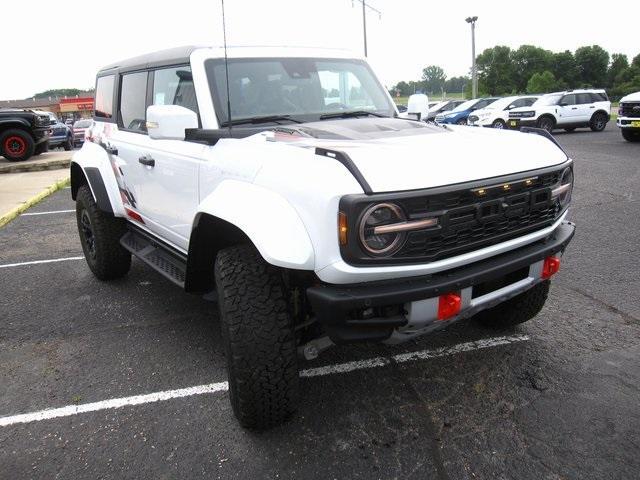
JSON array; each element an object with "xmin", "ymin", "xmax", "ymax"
[
  {"xmin": 352, "ymin": 0, "xmax": 381, "ymax": 57},
  {"xmin": 362, "ymin": 0, "xmax": 367, "ymax": 57},
  {"xmin": 465, "ymin": 16, "xmax": 478, "ymax": 99}
]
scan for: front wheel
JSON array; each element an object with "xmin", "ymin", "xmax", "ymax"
[
  {"xmin": 491, "ymin": 119, "xmax": 506, "ymax": 129},
  {"xmin": 215, "ymin": 245, "xmax": 298, "ymax": 430},
  {"xmin": 456, "ymin": 118, "xmax": 467, "ymax": 125},
  {"xmin": 76, "ymin": 185, "xmax": 131, "ymax": 280},
  {"xmin": 0, "ymin": 129, "xmax": 35, "ymax": 162},
  {"xmin": 590, "ymin": 112, "xmax": 608, "ymax": 132},
  {"xmin": 537, "ymin": 116, "xmax": 555, "ymax": 133},
  {"xmin": 621, "ymin": 129, "xmax": 640, "ymax": 142},
  {"xmin": 474, "ymin": 281, "xmax": 550, "ymax": 329}
]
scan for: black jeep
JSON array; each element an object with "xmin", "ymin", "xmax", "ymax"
[{"xmin": 0, "ymin": 109, "xmax": 51, "ymax": 162}]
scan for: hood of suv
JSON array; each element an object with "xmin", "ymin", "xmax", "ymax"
[
  {"xmin": 276, "ymin": 118, "xmax": 568, "ymax": 193},
  {"xmin": 620, "ymin": 91, "xmax": 640, "ymax": 102}
]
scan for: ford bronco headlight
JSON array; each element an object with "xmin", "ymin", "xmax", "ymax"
[
  {"xmin": 359, "ymin": 203, "xmax": 407, "ymax": 255},
  {"xmin": 551, "ymin": 167, "xmax": 573, "ymax": 209}
]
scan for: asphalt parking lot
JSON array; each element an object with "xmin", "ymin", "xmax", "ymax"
[{"xmin": 1, "ymin": 124, "xmax": 639, "ymax": 479}]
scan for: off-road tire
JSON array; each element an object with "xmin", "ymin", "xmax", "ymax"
[
  {"xmin": 75, "ymin": 184, "xmax": 131, "ymax": 280},
  {"xmin": 589, "ymin": 112, "xmax": 608, "ymax": 132},
  {"xmin": 474, "ymin": 280, "xmax": 550, "ymax": 329},
  {"xmin": 491, "ymin": 119, "xmax": 506, "ymax": 129},
  {"xmin": 215, "ymin": 245, "xmax": 298, "ymax": 430},
  {"xmin": 537, "ymin": 116, "xmax": 555, "ymax": 133},
  {"xmin": 622, "ymin": 129, "xmax": 640, "ymax": 142},
  {"xmin": 0, "ymin": 128, "xmax": 35, "ymax": 162}
]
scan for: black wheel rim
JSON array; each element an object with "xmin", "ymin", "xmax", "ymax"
[
  {"xmin": 80, "ymin": 210, "xmax": 96, "ymax": 259},
  {"xmin": 595, "ymin": 117, "xmax": 605, "ymax": 130},
  {"xmin": 494, "ymin": 121, "xmax": 504, "ymax": 129}
]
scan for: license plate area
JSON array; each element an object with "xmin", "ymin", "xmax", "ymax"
[{"xmin": 471, "ymin": 266, "xmax": 529, "ymax": 299}]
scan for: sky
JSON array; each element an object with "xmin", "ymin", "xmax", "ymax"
[{"xmin": 2, "ymin": 0, "xmax": 639, "ymax": 100}]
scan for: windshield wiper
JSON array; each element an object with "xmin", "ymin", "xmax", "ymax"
[
  {"xmin": 221, "ymin": 115, "xmax": 302, "ymax": 127},
  {"xmin": 319, "ymin": 110, "xmax": 388, "ymax": 120}
]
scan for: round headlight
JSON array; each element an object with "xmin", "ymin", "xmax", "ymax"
[{"xmin": 358, "ymin": 203, "xmax": 406, "ymax": 256}]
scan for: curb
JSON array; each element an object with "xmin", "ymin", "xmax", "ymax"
[
  {"xmin": 0, "ymin": 177, "xmax": 71, "ymax": 228},
  {"xmin": 0, "ymin": 158, "xmax": 71, "ymax": 174}
]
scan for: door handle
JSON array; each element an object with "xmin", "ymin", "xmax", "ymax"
[
  {"xmin": 138, "ymin": 155, "xmax": 155, "ymax": 167},
  {"xmin": 589, "ymin": 106, "xmax": 595, "ymax": 108},
  {"xmin": 571, "ymin": 107, "xmax": 577, "ymax": 110}
]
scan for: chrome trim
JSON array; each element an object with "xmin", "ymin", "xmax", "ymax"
[
  {"xmin": 373, "ymin": 218, "xmax": 438, "ymax": 235},
  {"xmin": 551, "ymin": 183, "xmax": 571, "ymax": 198}
]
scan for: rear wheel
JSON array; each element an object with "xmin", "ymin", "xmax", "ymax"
[
  {"xmin": 491, "ymin": 119, "xmax": 506, "ymax": 129},
  {"xmin": 75, "ymin": 185, "xmax": 131, "ymax": 280},
  {"xmin": 621, "ymin": 129, "xmax": 640, "ymax": 142},
  {"xmin": 474, "ymin": 281, "xmax": 550, "ymax": 329},
  {"xmin": 589, "ymin": 112, "xmax": 608, "ymax": 132},
  {"xmin": 215, "ymin": 245, "xmax": 298, "ymax": 430},
  {"xmin": 0, "ymin": 129, "xmax": 35, "ymax": 162},
  {"xmin": 537, "ymin": 116, "xmax": 555, "ymax": 133}
]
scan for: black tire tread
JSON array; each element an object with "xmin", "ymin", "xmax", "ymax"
[
  {"xmin": 76, "ymin": 184, "xmax": 131, "ymax": 280},
  {"xmin": 589, "ymin": 112, "xmax": 608, "ymax": 132},
  {"xmin": 215, "ymin": 245, "xmax": 298, "ymax": 429},
  {"xmin": 474, "ymin": 280, "xmax": 550, "ymax": 329},
  {"xmin": 622, "ymin": 129, "xmax": 640, "ymax": 142}
]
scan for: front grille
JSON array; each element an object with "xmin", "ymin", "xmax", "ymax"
[
  {"xmin": 339, "ymin": 166, "xmax": 567, "ymax": 266},
  {"xmin": 620, "ymin": 102, "xmax": 640, "ymax": 118}
]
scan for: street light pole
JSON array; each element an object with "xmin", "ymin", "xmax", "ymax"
[
  {"xmin": 465, "ymin": 16, "xmax": 478, "ymax": 99},
  {"xmin": 362, "ymin": 0, "xmax": 368, "ymax": 57}
]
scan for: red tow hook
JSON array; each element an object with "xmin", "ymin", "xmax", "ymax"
[
  {"xmin": 542, "ymin": 256, "xmax": 561, "ymax": 279},
  {"xmin": 437, "ymin": 292, "xmax": 462, "ymax": 321}
]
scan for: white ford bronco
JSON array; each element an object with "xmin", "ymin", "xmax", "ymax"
[{"xmin": 71, "ymin": 46, "xmax": 575, "ymax": 429}]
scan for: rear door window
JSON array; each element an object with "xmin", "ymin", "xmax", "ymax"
[
  {"xmin": 577, "ymin": 93, "xmax": 592, "ymax": 105},
  {"xmin": 560, "ymin": 94, "xmax": 577, "ymax": 106},
  {"xmin": 95, "ymin": 75, "xmax": 115, "ymax": 119},
  {"xmin": 120, "ymin": 71, "xmax": 148, "ymax": 133}
]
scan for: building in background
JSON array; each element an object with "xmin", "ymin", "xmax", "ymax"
[{"xmin": 0, "ymin": 95, "xmax": 94, "ymax": 121}]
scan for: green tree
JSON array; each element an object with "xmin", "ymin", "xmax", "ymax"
[
  {"xmin": 421, "ymin": 65, "xmax": 446, "ymax": 95},
  {"xmin": 476, "ymin": 46, "xmax": 516, "ymax": 95},
  {"xmin": 574, "ymin": 45, "xmax": 609, "ymax": 87},
  {"xmin": 512, "ymin": 45, "xmax": 554, "ymax": 92},
  {"xmin": 527, "ymin": 71, "xmax": 558, "ymax": 93},
  {"xmin": 392, "ymin": 81, "xmax": 412, "ymax": 97},
  {"xmin": 608, "ymin": 54, "xmax": 629, "ymax": 89},
  {"xmin": 31, "ymin": 88, "xmax": 89, "ymax": 99},
  {"xmin": 551, "ymin": 50, "xmax": 579, "ymax": 89},
  {"xmin": 444, "ymin": 76, "xmax": 469, "ymax": 95}
]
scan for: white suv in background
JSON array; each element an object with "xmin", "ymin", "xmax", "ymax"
[
  {"xmin": 467, "ymin": 95, "xmax": 539, "ymax": 129},
  {"xmin": 508, "ymin": 89, "xmax": 611, "ymax": 133},
  {"xmin": 617, "ymin": 91, "xmax": 640, "ymax": 142}
]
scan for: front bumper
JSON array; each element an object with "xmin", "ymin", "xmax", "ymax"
[
  {"xmin": 617, "ymin": 117, "xmax": 640, "ymax": 129},
  {"xmin": 307, "ymin": 221, "xmax": 575, "ymax": 344},
  {"xmin": 507, "ymin": 118, "xmax": 537, "ymax": 130}
]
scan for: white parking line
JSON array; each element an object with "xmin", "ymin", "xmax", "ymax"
[
  {"xmin": 22, "ymin": 210, "xmax": 75, "ymax": 216},
  {"xmin": 0, "ymin": 335, "xmax": 528, "ymax": 427},
  {"xmin": 0, "ymin": 256, "xmax": 84, "ymax": 269}
]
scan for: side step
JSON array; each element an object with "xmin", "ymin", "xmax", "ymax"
[{"xmin": 120, "ymin": 229, "xmax": 187, "ymax": 288}]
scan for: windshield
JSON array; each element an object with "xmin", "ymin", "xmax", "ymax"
[
  {"xmin": 484, "ymin": 97, "xmax": 515, "ymax": 110},
  {"xmin": 205, "ymin": 57, "xmax": 395, "ymax": 125},
  {"xmin": 534, "ymin": 94, "xmax": 562, "ymax": 106},
  {"xmin": 451, "ymin": 99, "xmax": 477, "ymax": 113}
]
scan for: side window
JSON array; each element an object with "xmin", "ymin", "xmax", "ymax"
[
  {"xmin": 523, "ymin": 97, "xmax": 537, "ymax": 107},
  {"xmin": 153, "ymin": 66, "xmax": 199, "ymax": 116},
  {"xmin": 560, "ymin": 94, "xmax": 576, "ymax": 106},
  {"xmin": 591, "ymin": 92, "xmax": 607, "ymax": 102},
  {"xmin": 95, "ymin": 75, "xmax": 115, "ymax": 119},
  {"xmin": 507, "ymin": 99, "xmax": 524, "ymax": 109},
  {"xmin": 120, "ymin": 72, "xmax": 148, "ymax": 133},
  {"xmin": 577, "ymin": 93, "xmax": 592, "ymax": 105}
]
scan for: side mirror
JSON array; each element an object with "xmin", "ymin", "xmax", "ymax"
[
  {"xmin": 405, "ymin": 93, "xmax": 429, "ymax": 121},
  {"xmin": 559, "ymin": 102, "xmax": 568, "ymax": 107},
  {"xmin": 146, "ymin": 105, "xmax": 198, "ymax": 140}
]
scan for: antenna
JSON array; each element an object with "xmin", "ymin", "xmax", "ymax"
[{"xmin": 221, "ymin": 0, "xmax": 232, "ymax": 132}]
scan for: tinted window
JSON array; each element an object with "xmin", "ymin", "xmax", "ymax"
[
  {"xmin": 591, "ymin": 92, "xmax": 608, "ymax": 102},
  {"xmin": 577, "ymin": 93, "xmax": 592, "ymax": 104},
  {"xmin": 560, "ymin": 94, "xmax": 576, "ymax": 106},
  {"xmin": 95, "ymin": 75, "xmax": 115, "ymax": 119},
  {"xmin": 522, "ymin": 97, "xmax": 537, "ymax": 106},
  {"xmin": 153, "ymin": 66, "xmax": 199, "ymax": 116},
  {"xmin": 120, "ymin": 72, "xmax": 148, "ymax": 132},
  {"xmin": 506, "ymin": 98, "xmax": 525, "ymax": 109}
]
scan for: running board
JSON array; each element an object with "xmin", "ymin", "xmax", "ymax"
[{"xmin": 120, "ymin": 230, "xmax": 187, "ymax": 288}]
